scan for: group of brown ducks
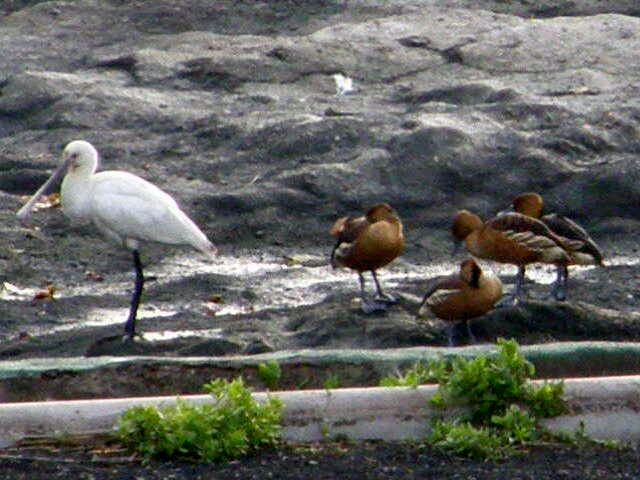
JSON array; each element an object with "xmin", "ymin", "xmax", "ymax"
[{"xmin": 330, "ymin": 193, "xmax": 604, "ymax": 345}]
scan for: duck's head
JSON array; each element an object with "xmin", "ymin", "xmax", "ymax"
[
  {"xmin": 451, "ymin": 209, "xmax": 483, "ymax": 241},
  {"xmin": 365, "ymin": 203, "xmax": 398, "ymax": 223},
  {"xmin": 513, "ymin": 192, "xmax": 543, "ymax": 218},
  {"xmin": 459, "ymin": 258, "xmax": 482, "ymax": 288}
]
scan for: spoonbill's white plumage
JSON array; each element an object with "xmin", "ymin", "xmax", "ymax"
[{"xmin": 17, "ymin": 140, "xmax": 217, "ymax": 339}]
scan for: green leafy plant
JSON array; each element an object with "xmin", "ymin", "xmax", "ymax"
[
  {"xmin": 257, "ymin": 360, "xmax": 282, "ymax": 390},
  {"xmin": 527, "ymin": 380, "xmax": 566, "ymax": 418},
  {"xmin": 433, "ymin": 338, "xmax": 540, "ymax": 423},
  {"xmin": 116, "ymin": 377, "xmax": 283, "ymax": 463},
  {"xmin": 379, "ymin": 359, "xmax": 450, "ymax": 388},
  {"xmin": 425, "ymin": 338, "xmax": 569, "ymax": 459},
  {"xmin": 491, "ymin": 405, "xmax": 538, "ymax": 444},
  {"xmin": 430, "ymin": 420, "xmax": 505, "ymax": 460}
]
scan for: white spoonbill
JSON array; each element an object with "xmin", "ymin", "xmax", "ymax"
[{"xmin": 17, "ymin": 140, "xmax": 217, "ymax": 339}]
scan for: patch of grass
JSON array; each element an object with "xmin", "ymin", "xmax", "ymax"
[
  {"xmin": 257, "ymin": 360, "xmax": 282, "ymax": 390},
  {"xmin": 116, "ymin": 377, "xmax": 282, "ymax": 463},
  {"xmin": 323, "ymin": 373, "xmax": 341, "ymax": 390},
  {"xmin": 553, "ymin": 421, "xmax": 622, "ymax": 450}
]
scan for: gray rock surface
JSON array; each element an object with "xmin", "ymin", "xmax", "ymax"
[{"xmin": 0, "ymin": 0, "xmax": 639, "ymax": 358}]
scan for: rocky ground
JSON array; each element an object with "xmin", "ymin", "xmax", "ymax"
[
  {"xmin": 1, "ymin": 0, "xmax": 640, "ymax": 357},
  {"xmin": 2, "ymin": 0, "xmax": 640, "ymax": 477},
  {"xmin": 0, "ymin": 241, "xmax": 639, "ymax": 359}
]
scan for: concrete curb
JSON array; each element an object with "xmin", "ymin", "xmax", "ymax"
[{"xmin": 1, "ymin": 375, "xmax": 639, "ymax": 448}]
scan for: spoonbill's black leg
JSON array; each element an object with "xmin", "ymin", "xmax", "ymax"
[{"xmin": 123, "ymin": 250, "xmax": 144, "ymax": 340}]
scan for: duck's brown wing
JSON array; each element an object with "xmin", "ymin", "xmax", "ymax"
[
  {"xmin": 488, "ymin": 212, "xmax": 583, "ymax": 251},
  {"xmin": 542, "ymin": 213, "xmax": 604, "ymax": 264},
  {"xmin": 488, "ymin": 212, "xmax": 552, "ymax": 237},
  {"xmin": 421, "ymin": 276, "xmax": 465, "ymax": 310}
]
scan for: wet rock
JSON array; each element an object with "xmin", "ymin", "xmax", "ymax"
[
  {"xmin": 177, "ymin": 338, "xmax": 242, "ymax": 357},
  {"xmin": 475, "ymin": 300, "xmax": 640, "ymax": 345},
  {"xmin": 85, "ymin": 335, "xmax": 159, "ymax": 357},
  {"xmin": 3, "ymin": 5, "xmax": 640, "ymax": 243}
]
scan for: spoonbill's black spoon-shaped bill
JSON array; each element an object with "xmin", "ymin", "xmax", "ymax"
[{"xmin": 17, "ymin": 140, "xmax": 217, "ymax": 339}]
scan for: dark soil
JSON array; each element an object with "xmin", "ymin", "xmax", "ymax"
[{"xmin": 1, "ymin": 436, "xmax": 638, "ymax": 480}]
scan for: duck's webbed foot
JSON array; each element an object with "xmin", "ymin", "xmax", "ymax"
[
  {"xmin": 371, "ymin": 271, "xmax": 396, "ymax": 305},
  {"xmin": 358, "ymin": 271, "xmax": 394, "ymax": 313},
  {"xmin": 374, "ymin": 292, "xmax": 397, "ymax": 305},
  {"xmin": 360, "ymin": 298, "xmax": 390, "ymax": 314},
  {"xmin": 549, "ymin": 283, "xmax": 567, "ymax": 301},
  {"xmin": 495, "ymin": 292, "xmax": 520, "ymax": 308},
  {"xmin": 548, "ymin": 265, "xmax": 568, "ymax": 301},
  {"xmin": 496, "ymin": 266, "xmax": 527, "ymax": 307}
]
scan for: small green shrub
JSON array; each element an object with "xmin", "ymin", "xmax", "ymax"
[
  {"xmin": 116, "ymin": 377, "xmax": 283, "ymax": 463},
  {"xmin": 434, "ymin": 338, "xmax": 539, "ymax": 424},
  {"xmin": 257, "ymin": 360, "xmax": 282, "ymax": 390},
  {"xmin": 424, "ymin": 338, "xmax": 570, "ymax": 459}
]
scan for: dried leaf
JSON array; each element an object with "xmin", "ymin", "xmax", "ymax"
[
  {"xmin": 29, "ymin": 193, "xmax": 61, "ymax": 212},
  {"xmin": 85, "ymin": 270, "xmax": 105, "ymax": 282},
  {"xmin": 207, "ymin": 294, "xmax": 223, "ymax": 304}
]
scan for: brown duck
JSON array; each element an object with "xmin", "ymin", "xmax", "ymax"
[
  {"xmin": 418, "ymin": 258, "xmax": 503, "ymax": 346},
  {"xmin": 451, "ymin": 209, "xmax": 582, "ymax": 304},
  {"xmin": 330, "ymin": 203, "xmax": 404, "ymax": 313},
  {"xmin": 512, "ymin": 192, "xmax": 604, "ymax": 300}
]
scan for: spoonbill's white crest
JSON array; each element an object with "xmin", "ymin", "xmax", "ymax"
[{"xmin": 17, "ymin": 140, "xmax": 217, "ymax": 339}]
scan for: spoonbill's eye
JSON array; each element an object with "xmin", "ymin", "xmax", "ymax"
[{"xmin": 68, "ymin": 152, "xmax": 81, "ymax": 169}]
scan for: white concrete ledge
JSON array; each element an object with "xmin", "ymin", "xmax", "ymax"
[{"xmin": 0, "ymin": 375, "xmax": 639, "ymax": 448}]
